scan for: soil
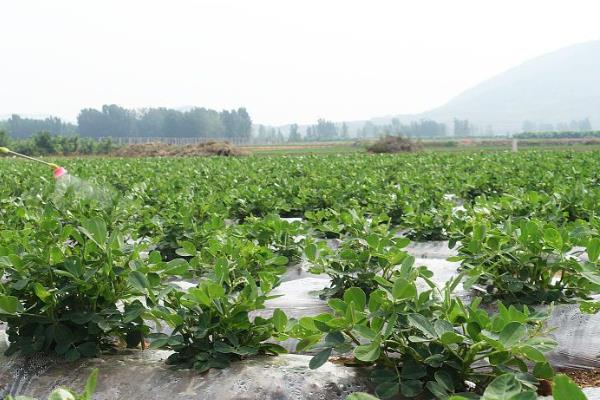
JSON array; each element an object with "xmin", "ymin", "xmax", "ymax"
[
  {"xmin": 112, "ymin": 141, "xmax": 246, "ymax": 157},
  {"xmin": 559, "ymin": 368, "xmax": 600, "ymax": 387}
]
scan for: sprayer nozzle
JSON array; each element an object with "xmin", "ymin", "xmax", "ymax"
[
  {"xmin": 53, "ymin": 166, "xmax": 67, "ymax": 179},
  {"xmin": 0, "ymin": 147, "xmax": 8, "ymax": 154}
]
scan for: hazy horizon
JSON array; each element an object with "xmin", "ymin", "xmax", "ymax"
[{"xmin": 2, "ymin": 0, "xmax": 600, "ymax": 126}]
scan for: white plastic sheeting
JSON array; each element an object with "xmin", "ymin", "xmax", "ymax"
[{"xmin": 3, "ymin": 238, "xmax": 600, "ymax": 398}]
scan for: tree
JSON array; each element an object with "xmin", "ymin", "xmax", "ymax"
[
  {"xmin": 6, "ymin": 114, "xmax": 76, "ymax": 138},
  {"xmin": 306, "ymin": 119, "xmax": 338, "ymax": 141},
  {"xmin": 288, "ymin": 124, "xmax": 301, "ymax": 142},
  {"xmin": 0, "ymin": 130, "xmax": 8, "ymax": 147},
  {"xmin": 76, "ymin": 105, "xmax": 250, "ymax": 139},
  {"xmin": 453, "ymin": 118, "xmax": 471, "ymax": 136},
  {"xmin": 341, "ymin": 122, "xmax": 349, "ymax": 139},
  {"xmin": 522, "ymin": 120, "xmax": 537, "ymax": 132},
  {"xmin": 32, "ymin": 132, "xmax": 57, "ymax": 155},
  {"xmin": 579, "ymin": 117, "xmax": 592, "ymax": 131}
]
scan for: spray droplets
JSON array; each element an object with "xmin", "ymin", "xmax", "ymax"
[{"xmin": 53, "ymin": 170, "xmax": 112, "ymax": 205}]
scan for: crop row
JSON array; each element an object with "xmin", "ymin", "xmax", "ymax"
[{"xmin": 1, "ymin": 150, "xmax": 599, "ymax": 399}]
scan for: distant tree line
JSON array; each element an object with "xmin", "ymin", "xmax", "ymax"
[
  {"xmin": 357, "ymin": 118, "xmax": 447, "ymax": 138},
  {"xmin": 522, "ymin": 118, "xmax": 592, "ymax": 132},
  {"xmin": 78, "ymin": 105, "xmax": 252, "ymax": 138},
  {"xmin": 0, "ymin": 130, "xmax": 114, "ymax": 156},
  {"xmin": 514, "ymin": 130, "xmax": 600, "ymax": 139},
  {"xmin": 256, "ymin": 120, "xmax": 350, "ymax": 143},
  {"xmin": 2, "ymin": 105, "xmax": 253, "ymax": 139},
  {"xmin": 4, "ymin": 115, "xmax": 77, "ymax": 138},
  {"xmin": 305, "ymin": 119, "xmax": 349, "ymax": 141}
]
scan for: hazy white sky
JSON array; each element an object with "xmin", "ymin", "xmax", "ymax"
[{"xmin": 1, "ymin": 0, "xmax": 600, "ymax": 125}]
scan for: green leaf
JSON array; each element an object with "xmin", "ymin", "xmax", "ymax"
[
  {"xmin": 392, "ymin": 278, "xmax": 416, "ymax": 300},
  {"xmin": 33, "ymin": 283, "xmax": 51, "ymax": 302},
  {"xmin": 375, "ymin": 381, "xmax": 399, "ymax": 399},
  {"xmin": 346, "ymin": 393, "xmax": 379, "ymax": 400},
  {"xmin": 207, "ymin": 282, "xmax": 225, "ymax": 299},
  {"xmin": 518, "ymin": 345, "xmax": 546, "ymax": 363},
  {"xmin": 267, "ymin": 255, "xmax": 289, "ymax": 266},
  {"xmin": 434, "ymin": 370, "xmax": 454, "ymax": 392},
  {"xmin": 65, "ymin": 348, "xmax": 81, "ymax": 362},
  {"xmin": 84, "ymin": 369, "xmax": 99, "ymax": 399},
  {"xmin": 353, "ymin": 324, "xmax": 378, "ymax": 340},
  {"xmin": 400, "ymin": 380, "xmax": 423, "ymax": 397},
  {"xmin": 309, "ymin": 347, "xmax": 332, "ymax": 369},
  {"xmin": 533, "ymin": 362, "xmax": 555, "ymax": 379},
  {"xmin": 587, "ymin": 238, "xmax": 600, "ymax": 263},
  {"xmin": 407, "ymin": 313, "xmax": 437, "ymax": 338},
  {"xmin": 440, "ymin": 331, "xmax": 464, "ymax": 345},
  {"xmin": 552, "ymin": 374, "xmax": 587, "ymax": 400},
  {"xmin": 164, "ymin": 258, "xmax": 189, "ymax": 275},
  {"xmin": 48, "ymin": 388, "xmax": 76, "ymax": 400},
  {"xmin": 0, "ymin": 295, "xmax": 21, "ymax": 315},
  {"xmin": 543, "ymin": 228, "xmax": 563, "ymax": 250},
  {"xmin": 354, "ymin": 341, "xmax": 381, "ymax": 362},
  {"xmin": 80, "ymin": 217, "xmax": 108, "ymax": 246},
  {"xmin": 188, "ymin": 288, "xmax": 211, "ymax": 306},
  {"xmin": 273, "ymin": 308, "xmax": 288, "ymax": 333},
  {"xmin": 426, "ymin": 381, "xmax": 449, "ymax": 399},
  {"xmin": 399, "ymin": 255, "xmax": 415, "ymax": 277},
  {"xmin": 344, "ymin": 287, "xmax": 366, "ymax": 310},
  {"xmin": 498, "ymin": 322, "xmax": 526, "ymax": 348},
  {"xmin": 128, "ymin": 271, "xmax": 149, "ymax": 291},
  {"xmin": 176, "ymin": 241, "xmax": 197, "ymax": 257},
  {"xmin": 481, "ymin": 374, "xmax": 521, "ymax": 400},
  {"xmin": 305, "ymin": 243, "xmax": 317, "ymax": 260},
  {"xmin": 149, "ymin": 334, "xmax": 170, "ymax": 349},
  {"xmin": 76, "ymin": 342, "xmax": 98, "ymax": 357},
  {"xmin": 214, "ymin": 341, "xmax": 236, "ymax": 353},
  {"xmin": 509, "ymin": 393, "xmax": 536, "ymax": 400},
  {"xmin": 580, "ymin": 300, "xmax": 600, "ymax": 314}
]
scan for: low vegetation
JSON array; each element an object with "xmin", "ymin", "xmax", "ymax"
[
  {"xmin": 367, "ymin": 135, "xmax": 422, "ymax": 153},
  {"xmin": 2, "ymin": 150, "xmax": 600, "ymax": 398}
]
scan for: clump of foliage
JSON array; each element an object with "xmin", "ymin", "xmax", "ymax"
[
  {"xmin": 0, "ymin": 129, "xmax": 9, "ymax": 147},
  {"xmin": 4, "ymin": 132, "xmax": 116, "ymax": 156},
  {"xmin": 175, "ymin": 235, "xmax": 290, "ymax": 290},
  {"xmin": 454, "ymin": 219, "xmax": 600, "ymax": 304},
  {"xmin": 238, "ymin": 214, "xmax": 306, "ymax": 264},
  {"xmin": 367, "ymin": 135, "xmax": 422, "ymax": 153},
  {"xmin": 293, "ymin": 269, "xmax": 558, "ymax": 399},
  {"xmin": 306, "ymin": 231, "xmax": 417, "ymax": 299},
  {"xmin": 346, "ymin": 373, "xmax": 587, "ymax": 400},
  {"xmin": 0, "ymin": 214, "xmax": 153, "ymax": 359},
  {"xmin": 149, "ymin": 273, "xmax": 287, "ymax": 372}
]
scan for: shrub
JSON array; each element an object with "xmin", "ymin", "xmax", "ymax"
[
  {"xmin": 294, "ymin": 271, "xmax": 558, "ymax": 399},
  {"xmin": 0, "ymin": 215, "xmax": 154, "ymax": 359},
  {"xmin": 367, "ymin": 135, "xmax": 422, "ymax": 153},
  {"xmin": 307, "ymin": 231, "xmax": 416, "ymax": 299},
  {"xmin": 149, "ymin": 274, "xmax": 287, "ymax": 372},
  {"xmin": 453, "ymin": 219, "xmax": 600, "ymax": 304},
  {"xmin": 0, "ymin": 129, "xmax": 9, "ymax": 147}
]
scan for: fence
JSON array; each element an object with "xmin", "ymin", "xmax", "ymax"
[
  {"xmin": 97, "ymin": 136, "xmax": 262, "ymax": 146},
  {"xmin": 94, "ymin": 136, "xmax": 359, "ymax": 147}
]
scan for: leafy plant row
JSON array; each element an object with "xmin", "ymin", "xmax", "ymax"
[{"xmin": 2, "ymin": 150, "xmax": 600, "ymax": 399}]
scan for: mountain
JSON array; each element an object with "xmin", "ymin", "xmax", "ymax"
[
  {"xmin": 428, "ymin": 40, "xmax": 600, "ymax": 132},
  {"xmin": 374, "ymin": 39, "xmax": 600, "ymax": 134}
]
